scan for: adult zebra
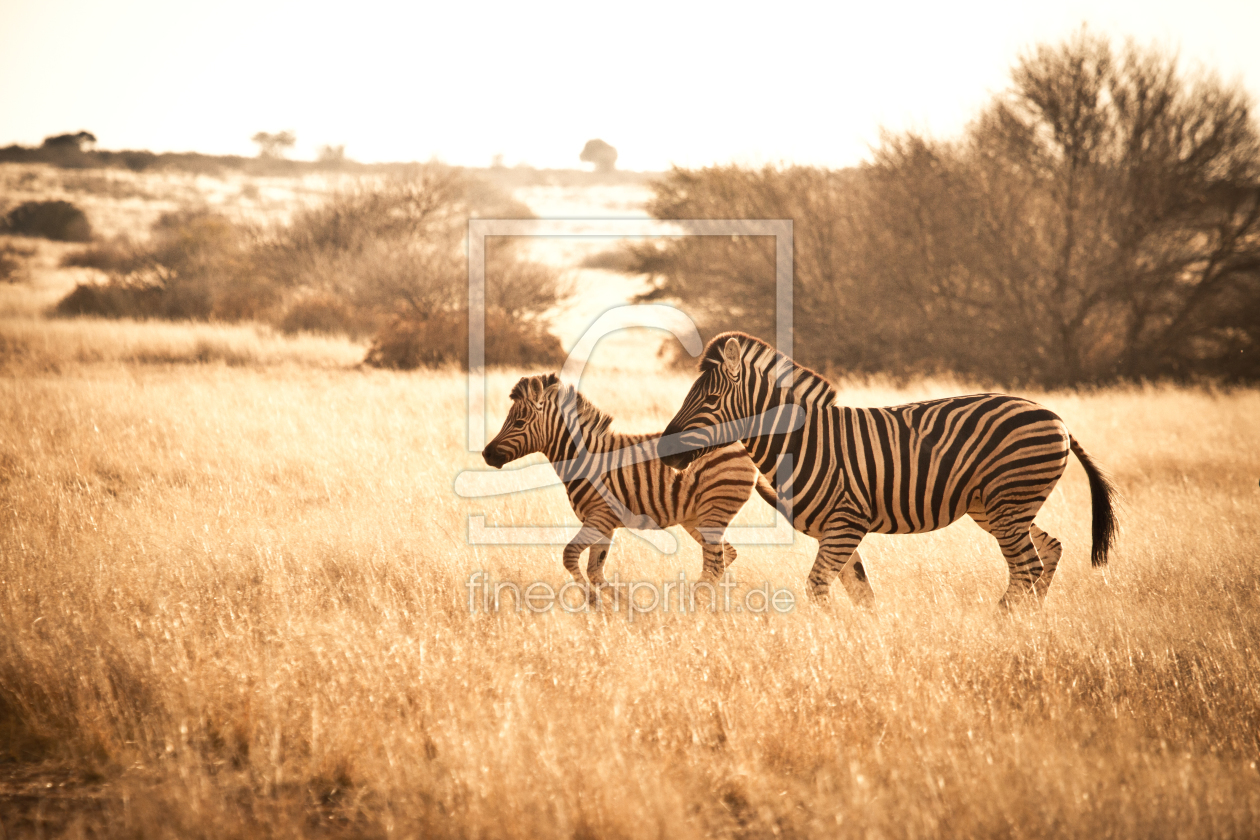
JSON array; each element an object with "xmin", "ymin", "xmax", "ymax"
[
  {"xmin": 482, "ymin": 373, "xmax": 778, "ymax": 599},
  {"xmin": 660, "ymin": 333, "xmax": 1118, "ymax": 607}
]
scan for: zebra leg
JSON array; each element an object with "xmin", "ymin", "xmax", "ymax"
[
  {"xmin": 996, "ymin": 526, "xmax": 1042, "ymax": 608},
  {"xmin": 838, "ymin": 548, "xmax": 875, "ymax": 608},
  {"xmin": 585, "ymin": 531, "xmax": 616, "ymax": 598},
  {"xmin": 808, "ymin": 527, "xmax": 870, "ymax": 605},
  {"xmin": 1029, "ymin": 525, "xmax": 1063, "ymax": 599},
  {"xmin": 679, "ymin": 524, "xmax": 727, "ymax": 613},
  {"xmin": 686, "ymin": 525, "xmax": 727, "ymax": 583},
  {"xmin": 563, "ymin": 522, "xmax": 612, "ymax": 606},
  {"xmin": 721, "ymin": 540, "xmax": 738, "ymax": 571},
  {"xmin": 969, "ymin": 501, "xmax": 1045, "ymax": 607}
]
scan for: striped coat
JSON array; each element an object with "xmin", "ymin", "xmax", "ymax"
[
  {"xmin": 661, "ymin": 332, "xmax": 1118, "ymax": 607},
  {"xmin": 483, "ymin": 374, "xmax": 777, "ymax": 598}
]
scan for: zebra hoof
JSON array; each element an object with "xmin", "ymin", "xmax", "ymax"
[
  {"xmin": 996, "ymin": 593, "xmax": 1040, "ymax": 614},
  {"xmin": 587, "ymin": 585, "xmax": 608, "ymax": 609}
]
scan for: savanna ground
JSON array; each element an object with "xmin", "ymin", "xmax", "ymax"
[{"xmin": 2, "ymin": 164, "xmax": 1260, "ymax": 838}]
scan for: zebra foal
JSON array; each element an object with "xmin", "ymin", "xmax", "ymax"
[
  {"xmin": 660, "ymin": 332, "xmax": 1118, "ymax": 608},
  {"xmin": 482, "ymin": 373, "xmax": 777, "ymax": 600}
]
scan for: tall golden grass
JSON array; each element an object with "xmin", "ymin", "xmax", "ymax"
[
  {"xmin": 0, "ymin": 316, "xmax": 365, "ymax": 372},
  {"xmin": 1, "ymin": 317, "xmax": 1258, "ymax": 838}
]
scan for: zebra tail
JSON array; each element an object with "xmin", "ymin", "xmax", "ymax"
[
  {"xmin": 1070, "ymin": 436, "xmax": 1118, "ymax": 567},
  {"xmin": 753, "ymin": 473, "xmax": 779, "ymax": 511}
]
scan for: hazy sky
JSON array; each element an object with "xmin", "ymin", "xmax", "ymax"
[{"xmin": 2, "ymin": 0, "xmax": 1258, "ymax": 171}]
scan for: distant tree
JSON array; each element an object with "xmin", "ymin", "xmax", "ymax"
[
  {"xmin": 631, "ymin": 165, "xmax": 870, "ymax": 372},
  {"xmin": 251, "ymin": 130, "xmax": 297, "ymax": 159},
  {"xmin": 867, "ymin": 29, "xmax": 1260, "ymax": 383},
  {"xmin": 632, "ymin": 32, "xmax": 1260, "ymax": 385},
  {"xmin": 317, "ymin": 143, "xmax": 347, "ymax": 164},
  {"xmin": 316, "ymin": 144, "xmax": 346, "ymax": 165},
  {"xmin": 3, "ymin": 200, "xmax": 93, "ymax": 242},
  {"xmin": 580, "ymin": 138, "xmax": 618, "ymax": 172},
  {"xmin": 41, "ymin": 131, "xmax": 96, "ymax": 153}
]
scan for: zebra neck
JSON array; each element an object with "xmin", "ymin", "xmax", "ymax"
[
  {"xmin": 543, "ymin": 425, "xmax": 656, "ymax": 480},
  {"xmin": 745, "ymin": 396, "xmax": 833, "ymax": 485}
]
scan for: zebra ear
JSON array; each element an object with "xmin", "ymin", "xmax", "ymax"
[
  {"xmin": 722, "ymin": 338, "xmax": 742, "ymax": 377},
  {"xmin": 541, "ymin": 380, "xmax": 561, "ymax": 401},
  {"xmin": 525, "ymin": 377, "xmax": 548, "ymax": 410}
]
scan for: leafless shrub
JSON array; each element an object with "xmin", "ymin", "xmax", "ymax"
[
  {"xmin": 364, "ymin": 309, "xmax": 565, "ymax": 370},
  {"xmin": 52, "ymin": 165, "xmax": 569, "ymax": 367},
  {"xmin": 0, "ymin": 241, "xmax": 35, "ymax": 283},
  {"xmin": 277, "ymin": 291, "xmax": 371, "ymax": 337},
  {"xmin": 255, "ymin": 165, "xmax": 566, "ymax": 355},
  {"xmin": 61, "ymin": 236, "xmax": 145, "ymax": 273},
  {"xmin": 55, "ymin": 209, "xmax": 251, "ymax": 321},
  {"xmin": 54, "ymin": 278, "xmax": 166, "ymax": 319}
]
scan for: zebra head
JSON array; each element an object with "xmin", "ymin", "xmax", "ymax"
[
  {"xmin": 660, "ymin": 334, "xmax": 751, "ymax": 470},
  {"xmin": 482, "ymin": 373, "xmax": 562, "ymax": 469}
]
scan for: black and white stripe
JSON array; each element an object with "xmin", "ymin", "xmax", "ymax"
[
  {"xmin": 661, "ymin": 333, "xmax": 1118, "ymax": 607},
  {"xmin": 483, "ymin": 373, "xmax": 777, "ymax": 599}
]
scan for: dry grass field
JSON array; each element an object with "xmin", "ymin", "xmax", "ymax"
[
  {"xmin": 2, "ymin": 313, "xmax": 1259, "ymax": 839},
  {"xmin": 2, "ymin": 163, "xmax": 1259, "ymax": 837}
]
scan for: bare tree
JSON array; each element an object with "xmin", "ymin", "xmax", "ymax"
[
  {"xmin": 316, "ymin": 144, "xmax": 346, "ymax": 165},
  {"xmin": 251, "ymin": 130, "xmax": 297, "ymax": 159},
  {"xmin": 632, "ymin": 165, "xmax": 872, "ymax": 371},
  {"xmin": 630, "ymin": 32, "xmax": 1260, "ymax": 384},
  {"xmin": 947, "ymin": 30, "xmax": 1260, "ymax": 382},
  {"xmin": 257, "ymin": 165, "xmax": 565, "ymax": 323}
]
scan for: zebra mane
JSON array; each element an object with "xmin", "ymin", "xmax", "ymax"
[
  {"xmin": 509, "ymin": 374, "xmax": 615, "ymax": 437},
  {"xmin": 508, "ymin": 373, "xmax": 558, "ymax": 402},
  {"xmin": 699, "ymin": 331, "xmax": 838, "ymax": 406},
  {"xmin": 555, "ymin": 385, "xmax": 615, "ymax": 437}
]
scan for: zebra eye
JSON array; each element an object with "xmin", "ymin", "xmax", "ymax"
[
  {"xmin": 513, "ymin": 418, "xmax": 527, "ymax": 428},
  {"xmin": 702, "ymin": 394, "xmax": 722, "ymax": 407}
]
